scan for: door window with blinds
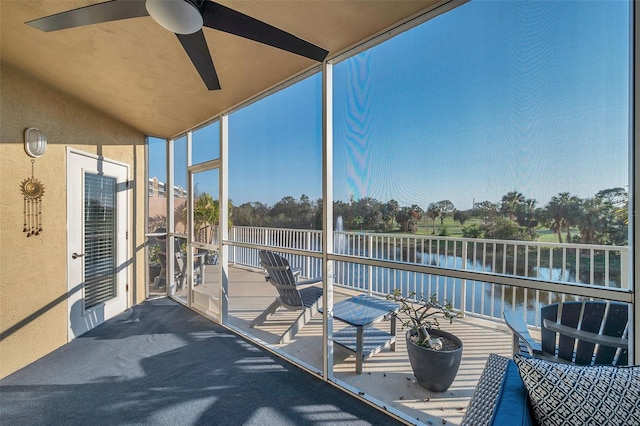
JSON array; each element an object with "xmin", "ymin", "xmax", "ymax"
[{"xmin": 84, "ymin": 173, "xmax": 117, "ymax": 309}]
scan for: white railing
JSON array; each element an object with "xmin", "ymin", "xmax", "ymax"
[
  {"xmin": 230, "ymin": 226, "xmax": 323, "ymax": 278},
  {"xmin": 229, "ymin": 226, "xmax": 629, "ymax": 326}
]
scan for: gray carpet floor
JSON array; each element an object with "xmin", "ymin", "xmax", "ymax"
[{"xmin": 1, "ymin": 297, "xmax": 401, "ymax": 425}]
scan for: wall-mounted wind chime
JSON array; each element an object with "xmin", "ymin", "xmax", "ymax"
[{"xmin": 21, "ymin": 127, "xmax": 47, "ymax": 237}]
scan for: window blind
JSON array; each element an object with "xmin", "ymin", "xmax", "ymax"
[{"xmin": 84, "ymin": 173, "xmax": 117, "ymax": 310}]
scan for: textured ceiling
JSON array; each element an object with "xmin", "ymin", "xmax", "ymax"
[{"xmin": 1, "ymin": 0, "xmax": 443, "ymax": 138}]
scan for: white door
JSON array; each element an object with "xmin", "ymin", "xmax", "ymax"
[{"xmin": 67, "ymin": 150, "xmax": 129, "ymax": 340}]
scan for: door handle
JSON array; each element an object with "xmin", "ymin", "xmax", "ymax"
[{"xmin": 72, "ymin": 252, "xmax": 85, "ymax": 259}]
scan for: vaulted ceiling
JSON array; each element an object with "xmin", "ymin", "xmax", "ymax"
[{"xmin": 1, "ymin": 0, "xmax": 443, "ymax": 138}]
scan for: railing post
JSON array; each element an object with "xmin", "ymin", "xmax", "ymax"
[
  {"xmin": 368, "ymin": 234, "xmax": 374, "ymax": 295},
  {"xmin": 460, "ymin": 239, "xmax": 467, "ymax": 318},
  {"xmin": 231, "ymin": 226, "xmax": 236, "ymax": 265},
  {"xmin": 305, "ymin": 231, "xmax": 311, "ymax": 278},
  {"xmin": 620, "ymin": 248, "xmax": 629, "ymax": 289}
]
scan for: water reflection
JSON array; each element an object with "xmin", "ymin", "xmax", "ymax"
[{"xmin": 333, "ymin": 245, "xmax": 583, "ymax": 322}]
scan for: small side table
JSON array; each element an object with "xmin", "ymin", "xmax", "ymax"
[{"xmin": 330, "ymin": 294, "xmax": 399, "ymax": 374}]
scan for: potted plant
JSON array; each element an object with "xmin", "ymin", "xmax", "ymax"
[
  {"xmin": 387, "ymin": 289, "xmax": 463, "ymax": 392},
  {"xmin": 148, "ymin": 243, "xmax": 162, "ymax": 286}
]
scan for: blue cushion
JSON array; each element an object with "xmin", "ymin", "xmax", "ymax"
[{"xmin": 490, "ymin": 360, "xmax": 534, "ymax": 426}]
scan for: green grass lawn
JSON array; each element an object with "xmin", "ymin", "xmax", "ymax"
[
  {"xmin": 537, "ymin": 229, "xmax": 579, "ymax": 243},
  {"xmin": 410, "ymin": 217, "xmax": 571, "ymax": 243},
  {"xmin": 416, "ymin": 217, "xmax": 482, "ymax": 237},
  {"xmin": 536, "ymin": 229, "xmax": 558, "ymax": 243}
]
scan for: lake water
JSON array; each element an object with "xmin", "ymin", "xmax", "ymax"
[{"xmin": 333, "ymin": 246, "xmax": 580, "ymax": 324}]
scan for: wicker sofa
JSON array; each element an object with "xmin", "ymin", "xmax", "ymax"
[
  {"xmin": 462, "ymin": 354, "xmax": 640, "ymax": 426},
  {"xmin": 462, "ymin": 354, "xmax": 525, "ymax": 426}
]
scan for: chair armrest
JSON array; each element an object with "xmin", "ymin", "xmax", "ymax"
[
  {"xmin": 542, "ymin": 319, "xmax": 629, "ymax": 349},
  {"xmin": 462, "ymin": 354, "xmax": 511, "ymax": 426},
  {"xmin": 295, "ymin": 277, "xmax": 322, "ymax": 287},
  {"xmin": 260, "ymin": 263, "xmax": 291, "ymax": 272},
  {"xmin": 503, "ymin": 311, "xmax": 542, "ymax": 356},
  {"xmin": 260, "ymin": 263, "xmax": 303, "ymax": 277}
]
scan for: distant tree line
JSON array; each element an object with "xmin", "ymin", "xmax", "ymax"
[
  {"xmin": 477, "ymin": 188, "xmax": 628, "ymax": 246},
  {"xmin": 221, "ymin": 187, "xmax": 629, "ymax": 246}
]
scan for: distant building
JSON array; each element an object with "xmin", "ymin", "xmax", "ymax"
[
  {"xmin": 148, "ymin": 177, "xmax": 187, "ymax": 199},
  {"xmin": 148, "ymin": 177, "xmax": 188, "ymax": 234}
]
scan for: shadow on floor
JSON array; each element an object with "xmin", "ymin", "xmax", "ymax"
[{"xmin": 0, "ymin": 298, "xmax": 403, "ymax": 426}]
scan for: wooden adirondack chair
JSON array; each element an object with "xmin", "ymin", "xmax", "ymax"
[
  {"xmin": 504, "ymin": 300, "xmax": 629, "ymax": 366},
  {"xmin": 250, "ymin": 250, "xmax": 323, "ymax": 344}
]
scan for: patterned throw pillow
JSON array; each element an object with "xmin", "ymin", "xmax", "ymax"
[{"xmin": 513, "ymin": 354, "xmax": 640, "ymax": 426}]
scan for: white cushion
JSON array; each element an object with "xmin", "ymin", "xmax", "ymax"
[{"xmin": 513, "ymin": 354, "xmax": 640, "ymax": 426}]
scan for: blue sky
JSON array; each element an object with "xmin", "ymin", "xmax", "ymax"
[{"xmin": 151, "ymin": 0, "xmax": 630, "ymax": 212}]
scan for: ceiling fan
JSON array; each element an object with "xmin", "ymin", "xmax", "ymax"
[{"xmin": 26, "ymin": 0, "xmax": 329, "ymax": 90}]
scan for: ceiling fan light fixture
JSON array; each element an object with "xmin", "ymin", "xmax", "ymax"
[{"xmin": 145, "ymin": 0, "xmax": 203, "ymax": 35}]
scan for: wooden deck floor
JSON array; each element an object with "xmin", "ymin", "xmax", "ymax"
[{"xmin": 153, "ymin": 263, "xmax": 514, "ymax": 425}]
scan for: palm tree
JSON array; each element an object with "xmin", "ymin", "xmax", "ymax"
[
  {"xmin": 542, "ymin": 200, "xmax": 564, "ymax": 243},
  {"xmin": 558, "ymin": 192, "xmax": 581, "ymax": 243},
  {"xmin": 519, "ymin": 198, "xmax": 539, "ymax": 237},
  {"xmin": 500, "ymin": 191, "xmax": 525, "ymax": 221},
  {"xmin": 149, "ymin": 202, "xmax": 187, "ymax": 233},
  {"xmin": 544, "ymin": 192, "xmax": 581, "ymax": 243},
  {"xmin": 193, "ymin": 193, "xmax": 218, "ymax": 243},
  {"xmin": 577, "ymin": 197, "xmax": 603, "ymax": 244},
  {"xmin": 175, "ymin": 200, "xmax": 187, "ymax": 233},
  {"xmin": 381, "ymin": 199, "xmax": 399, "ymax": 231}
]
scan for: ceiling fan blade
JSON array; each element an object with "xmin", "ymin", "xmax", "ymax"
[
  {"xmin": 176, "ymin": 30, "xmax": 221, "ymax": 91},
  {"xmin": 26, "ymin": 0, "xmax": 149, "ymax": 32},
  {"xmin": 202, "ymin": 2, "xmax": 328, "ymax": 62}
]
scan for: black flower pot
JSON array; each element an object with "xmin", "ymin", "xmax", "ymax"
[
  {"xmin": 149, "ymin": 264, "xmax": 161, "ymax": 284},
  {"xmin": 405, "ymin": 329, "xmax": 463, "ymax": 392}
]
